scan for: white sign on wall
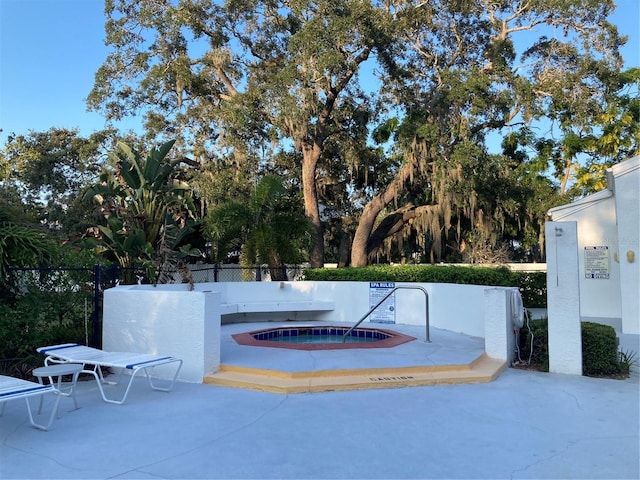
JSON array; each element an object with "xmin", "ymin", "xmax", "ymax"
[
  {"xmin": 369, "ymin": 281, "xmax": 396, "ymax": 324},
  {"xmin": 584, "ymin": 246, "xmax": 610, "ymax": 279}
]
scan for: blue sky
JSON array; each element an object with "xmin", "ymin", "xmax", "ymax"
[{"xmin": 1, "ymin": 0, "xmax": 638, "ymax": 146}]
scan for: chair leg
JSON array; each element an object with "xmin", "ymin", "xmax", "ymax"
[
  {"xmin": 145, "ymin": 359, "xmax": 183, "ymax": 392},
  {"xmin": 57, "ymin": 371, "xmax": 80, "ymax": 413},
  {"xmin": 68, "ymin": 371, "xmax": 80, "ymax": 411},
  {"xmin": 25, "ymin": 392, "xmax": 61, "ymax": 431}
]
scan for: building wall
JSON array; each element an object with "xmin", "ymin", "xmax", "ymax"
[
  {"xmin": 549, "ymin": 190, "xmax": 622, "ymax": 326},
  {"xmin": 613, "ymin": 159, "xmax": 640, "ymax": 334},
  {"xmin": 548, "ymin": 155, "xmax": 639, "ymax": 336}
]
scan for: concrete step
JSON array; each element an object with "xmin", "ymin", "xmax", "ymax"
[{"xmin": 203, "ymin": 354, "xmax": 507, "ymax": 394}]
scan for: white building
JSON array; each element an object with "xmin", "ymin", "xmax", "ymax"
[{"xmin": 546, "ymin": 155, "xmax": 639, "ymax": 373}]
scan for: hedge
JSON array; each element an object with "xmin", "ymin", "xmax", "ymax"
[
  {"xmin": 581, "ymin": 322, "xmax": 621, "ymax": 376},
  {"xmin": 518, "ymin": 320, "xmax": 627, "ymax": 377}
]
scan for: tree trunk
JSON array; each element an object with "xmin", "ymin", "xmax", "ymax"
[
  {"xmin": 560, "ymin": 157, "xmax": 572, "ymax": 195},
  {"xmin": 351, "ymin": 196, "xmax": 387, "ymax": 267},
  {"xmin": 367, "ymin": 204, "xmax": 433, "ymax": 253},
  {"xmin": 337, "ymin": 229, "xmax": 351, "ymax": 268},
  {"xmin": 301, "ymin": 143, "xmax": 324, "ymax": 268},
  {"xmin": 351, "ymin": 158, "xmax": 423, "ymax": 267}
]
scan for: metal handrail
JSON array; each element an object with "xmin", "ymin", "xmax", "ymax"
[{"xmin": 342, "ymin": 285, "xmax": 430, "ymax": 343}]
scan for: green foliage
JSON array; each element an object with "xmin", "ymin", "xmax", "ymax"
[
  {"xmin": 83, "ymin": 140, "xmax": 200, "ymax": 276},
  {"xmin": 581, "ymin": 322, "xmax": 621, "ymax": 377},
  {"xmin": 511, "ymin": 271, "xmax": 547, "ymax": 308},
  {"xmin": 86, "ymin": 0, "xmax": 628, "ymax": 266},
  {"xmin": 0, "ymin": 128, "xmax": 115, "ymax": 234},
  {"xmin": 617, "ymin": 349, "xmax": 639, "ymax": 376},
  {"xmin": 0, "ymin": 271, "xmax": 91, "ymax": 378},
  {"xmin": 205, "ymin": 175, "xmax": 313, "ymax": 280},
  {"xmin": 518, "ymin": 320, "xmax": 635, "ymax": 378},
  {"xmin": 518, "ymin": 318, "xmax": 549, "ymax": 371},
  {"xmin": 0, "ymin": 231, "xmax": 99, "ymax": 378},
  {"xmin": 0, "ymin": 221, "xmax": 55, "ymax": 283},
  {"xmin": 304, "ymin": 265, "xmax": 514, "ymax": 286}
]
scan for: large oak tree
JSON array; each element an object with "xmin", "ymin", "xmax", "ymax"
[{"xmin": 88, "ymin": 0, "xmax": 627, "ymax": 266}]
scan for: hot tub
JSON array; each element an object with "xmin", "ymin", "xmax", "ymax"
[{"xmin": 232, "ymin": 325, "xmax": 416, "ymax": 350}]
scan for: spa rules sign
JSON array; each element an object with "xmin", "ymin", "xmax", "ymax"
[
  {"xmin": 369, "ymin": 282, "xmax": 396, "ymax": 324},
  {"xmin": 584, "ymin": 246, "xmax": 610, "ymax": 279}
]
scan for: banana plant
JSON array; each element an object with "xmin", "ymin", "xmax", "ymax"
[{"xmin": 83, "ymin": 140, "xmax": 200, "ymax": 277}]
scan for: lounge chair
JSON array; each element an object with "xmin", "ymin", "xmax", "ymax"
[
  {"xmin": 0, "ymin": 375, "xmax": 61, "ymax": 430},
  {"xmin": 37, "ymin": 344, "xmax": 183, "ymax": 405}
]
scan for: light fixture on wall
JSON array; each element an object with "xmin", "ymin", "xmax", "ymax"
[{"xmin": 555, "ymin": 227, "xmax": 563, "ymax": 237}]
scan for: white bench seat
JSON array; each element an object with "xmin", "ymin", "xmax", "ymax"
[{"xmin": 220, "ymin": 301, "xmax": 335, "ymax": 315}]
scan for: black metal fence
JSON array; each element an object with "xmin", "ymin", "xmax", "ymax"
[
  {"xmin": 4, "ymin": 263, "xmax": 306, "ymax": 349},
  {"xmin": 188, "ymin": 264, "xmax": 307, "ymax": 283}
]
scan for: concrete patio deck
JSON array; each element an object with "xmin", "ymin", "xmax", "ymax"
[{"xmin": 1, "ymin": 323, "xmax": 638, "ymax": 479}]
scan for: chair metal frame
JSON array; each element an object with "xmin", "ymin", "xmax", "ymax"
[
  {"xmin": 0, "ymin": 375, "xmax": 61, "ymax": 430},
  {"xmin": 37, "ymin": 344, "xmax": 183, "ymax": 405}
]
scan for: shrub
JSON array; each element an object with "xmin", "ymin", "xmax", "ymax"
[
  {"xmin": 304, "ymin": 264, "xmax": 514, "ymax": 286},
  {"xmin": 518, "ymin": 318, "xmax": 549, "ymax": 371},
  {"xmin": 0, "ymin": 276, "xmax": 89, "ymax": 378},
  {"xmin": 618, "ymin": 349, "xmax": 639, "ymax": 376},
  {"xmin": 581, "ymin": 322, "xmax": 621, "ymax": 377},
  {"xmin": 517, "ymin": 320, "xmax": 633, "ymax": 378},
  {"xmin": 511, "ymin": 271, "xmax": 546, "ymax": 308}
]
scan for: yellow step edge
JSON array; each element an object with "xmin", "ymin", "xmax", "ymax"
[
  {"xmin": 217, "ymin": 360, "xmax": 474, "ymax": 379},
  {"xmin": 203, "ymin": 354, "xmax": 507, "ymax": 394}
]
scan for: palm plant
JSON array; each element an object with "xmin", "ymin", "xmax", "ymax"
[
  {"xmin": 205, "ymin": 175, "xmax": 312, "ymax": 281},
  {"xmin": 0, "ymin": 213, "xmax": 55, "ymax": 301},
  {"xmin": 83, "ymin": 140, "xmax": 200, "ymax": 282}
]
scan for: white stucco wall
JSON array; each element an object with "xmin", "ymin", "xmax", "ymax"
[
  {"xmin": 545, "ymin": 222, "xmax": 583, "ymax": 375},
  {"xmin": 103, "ymin": 281, "xmax": 516, "ymax": 383},
  {"xmin": 613, "ymin": 158, "xmax": 640, "ymax": 334},
  {"xmin": 103, "ymin": 287, "xmax": 220, "ymax": 383},
  {"xmin": 549, "ymin": 190, "xmax": 622, "ymax": 324},
  {"xmin": 484, "ymin": 288, "xmax": 517, "ymax": 362},
  {"xmin": 206, "ymin": 281, "xmax": 489, "ymax": 337},
  {"xmin": 548, "ymin": 155, "xmax": 639, "ymax": 336}
]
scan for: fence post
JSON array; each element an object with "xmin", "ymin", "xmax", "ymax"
[
  {"xmin": 109, "ymin": 264, "xmax": 118, "ymax": 287},
  {"xmin": 91, "ymin": 264, "xmax": 101, "ymax": 348},
  {"xmin": 214, "ymin": 264, "xmax": 219, "ymax": 282},
  {"xmin": 255, "ymin": 265, "xmax": 262, "ymax": 281}
]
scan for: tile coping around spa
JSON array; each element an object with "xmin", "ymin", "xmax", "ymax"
[{"xmin": 232, "ymin": 325, "xmax": 416, "ymax": 350}]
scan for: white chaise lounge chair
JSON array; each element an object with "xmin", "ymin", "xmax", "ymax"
[
  {"xmin": 0, "ymin": 375, "xmax": 61, "ymax": 430},
  {"xmin": 37, "ymin": 344, "xmax": 183, "ymax": 405}
]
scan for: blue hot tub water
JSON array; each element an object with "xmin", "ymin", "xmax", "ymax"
[{"xmin": 252, "ymin": 326, "xmax": 391, "ymax": 344}]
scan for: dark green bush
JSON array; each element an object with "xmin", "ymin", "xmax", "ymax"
[
  {"xmin": 511, "ymin": 271, "xmax": 546, "ymax": 308},
  {"xmin": 518, "ymin": 320, "xmax": 627, "ymax": 377},
  {"xmin": 518, "ymin": 318, "xmax": 549, "ymax": 371},
  {"xmin": 0, "ymin": 278, "xmax": 89, "ymax": 378},
  {"xmin": 581, "ymin": 322, "xmax": 621, "ymax": 376},
  {"xmin": 304, "ymin": 264, "xmax": 514, "ymax": 286}
]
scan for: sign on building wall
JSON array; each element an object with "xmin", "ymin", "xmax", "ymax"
[
  {"xmin": 584, "ymin": 246, "xmax": 610, "ymax": 279},
  {"xmin": 368, "ymin": 281, "xmax": 396, "ymax": 324}
]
